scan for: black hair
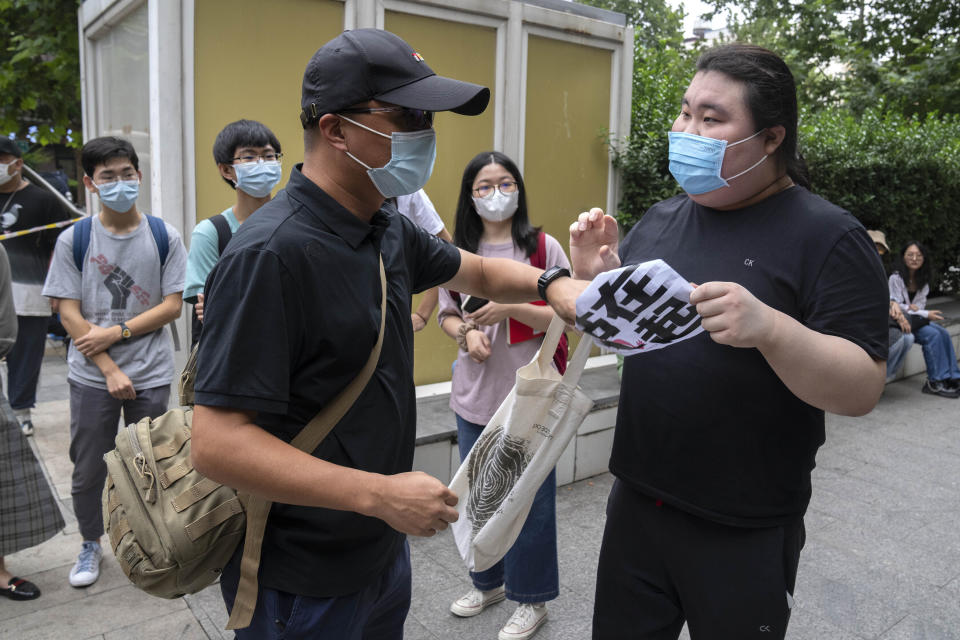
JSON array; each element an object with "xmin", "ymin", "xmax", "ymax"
[
  {"xmin": 453, "ymin": 151, "xmax": 539, "ymax": 257},
  {"xmin": 696, "ymin": 44, "xmax": 811, "ymax": 189},
  {"xmin": 213, "ymin": 120, "xmax": 282, "ymax": 188},
  {"xmin": 80, "ymin": 136, "xmax": 139, "ymax": 177},
  {"xmin": 895, "ymin": 240, "xmax": 931, "ymax": 291}
]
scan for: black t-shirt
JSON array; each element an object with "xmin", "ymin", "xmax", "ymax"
[
  {"xmin": 195, "ymin": 165, "xmax": 461, "ymax": 597},
  {"xmin": 1, "ymin": 182, "xmax": 69, "ymax": 285},
  {"xmin": 613, "ymin": 186, "xmax": 887, "ymax": 527}
]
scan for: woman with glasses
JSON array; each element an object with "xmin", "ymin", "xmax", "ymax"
[
  {"xmin": 888, "ymin": 240, "xmax": 960, "ymax": 398},
  {"xmin": 438, "ymin": 151, "xmax": 569, "ymax": 640}
]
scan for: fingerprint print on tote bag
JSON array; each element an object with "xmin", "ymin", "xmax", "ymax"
[{"xmin": 466, "ymin": 426, "xmax": 531, "ymax": 535}]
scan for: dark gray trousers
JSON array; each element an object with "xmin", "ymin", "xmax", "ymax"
[{"xmin": 68, "ymin": 380, "xmax": 169, "ymax": 541}]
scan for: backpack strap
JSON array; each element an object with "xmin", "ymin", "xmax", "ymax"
[
  {"xmin": 146, "ymin": 215, "xmax": 169, "ymax": 267},
  {"xmin": 73, "ymin": 215, "xmax": 169, "ymax": 271},
  {"xmin": 532, "ymin": 231, "xmax": 546, "ymax": 269},
  {"xmin": 530, "ymin": 232, "xmax": 569, "ymax": 373},
  {"xmin": 225, "ymin": 254, "xmax": 388, "ymax": 631},
  {"xmin": 209, "ymin": 213, "xmax": 232, "ymax": 255},
  {"xmin": 72, "ymin": 216, "xmax": 92, "ymax": 272}
]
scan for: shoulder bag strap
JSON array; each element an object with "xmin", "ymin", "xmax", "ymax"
[{"xmin": 226, "ymin": 254, "xmax": 387, "ymax": 631}]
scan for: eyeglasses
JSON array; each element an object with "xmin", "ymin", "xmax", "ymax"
[
  {"xmin": 95, "ymin": 171, "xmax": 139, "ymax": 184},
  {"xmin": 233, "ymin": 152, "xmax": 282, "ymax": 164},
  {"xmin": 472, "ymin": 181, "xmax": 518, "ymax": 199},
  {"xmin": 339, "ymin": 107, "xmax": 434, "ymax": 131},
  {"xmin": 905, "ymin": 252, "xmax": 924, "ymax": 260}
]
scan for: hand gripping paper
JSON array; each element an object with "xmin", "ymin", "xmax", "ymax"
[{"xmin": 575, "ymin": 260, "xmax": 704, "ymax": 355}]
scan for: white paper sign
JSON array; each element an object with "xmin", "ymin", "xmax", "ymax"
[{"xmin": 575, "ymin": 260, "xmax": 704, "ymax": 355}]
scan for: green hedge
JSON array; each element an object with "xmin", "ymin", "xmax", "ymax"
[{"xmin": 800, "ymin": 107, "xmax": 960, "ymax": 293}]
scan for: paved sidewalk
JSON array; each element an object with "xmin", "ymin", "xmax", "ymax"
[{"xmin": 1, "ymin": 348, "xmax": 958, "ymax": 639}]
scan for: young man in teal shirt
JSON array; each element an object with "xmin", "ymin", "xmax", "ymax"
[{"xmin": 184, "ymin": 120, "xmax": 282, "ymax": 343}]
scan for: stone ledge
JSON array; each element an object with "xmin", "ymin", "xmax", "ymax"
[
  {"xmin": 415, "ymin": 362, "xmax": 621, "ymax": 447},
  {"xmin": 414, "ymin": 363, "xmax": 622, "ymax": 486}
]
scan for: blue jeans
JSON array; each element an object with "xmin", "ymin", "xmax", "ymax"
[
  {"xmin": 220, "ymin": 540, "xmax": 411, "ymax": 640},
  {"xmin": 456, "ymin": 414, "xmax": 559, "ymax": 603},
  {"xmin": 913, "ymin": 323, "xmax": 960, "ymax": 382},
  {"xmin": 6, "ymin": 315, "xmax": 50, "ymax": 411},
  {"xmin": 886, "ymin": 332, "xmax": 914, "ymax": 382}
]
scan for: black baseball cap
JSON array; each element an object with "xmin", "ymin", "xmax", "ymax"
[
  {"xmin": 300, "ymin": 29, "xmax": 490, "ymax": 128},
  {"xmin": 0, "ymin": 138, "xmax": 22, "ymax": 158}
]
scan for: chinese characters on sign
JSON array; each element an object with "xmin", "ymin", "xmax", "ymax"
[{"xmin": 575, "ymin": 260, "xmax": 703, "ymax": 355}]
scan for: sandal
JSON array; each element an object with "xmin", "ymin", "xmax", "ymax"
[{"xmin": 0, "ymin": 577, "xmax": 41, "ymax": 600}]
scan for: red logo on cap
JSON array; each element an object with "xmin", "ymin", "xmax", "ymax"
[{"xmin": 412, "ymin": 52, "xmax": 424, "ymax": 62}]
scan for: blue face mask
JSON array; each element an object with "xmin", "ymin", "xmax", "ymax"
[
  {"xmin": 340, "ymin": 115, "xmax": 436, "ymax": 198},
  {"xmin": 97, "ymin": 179, "xmax": 140, "ymax": 212},
  {"xmin": 234, "ymin": 160, "xmax": 282, "ymax": 198},
  {"xmin": 668, "ymin": 129, "xmax": 767, "ymax": 195}
]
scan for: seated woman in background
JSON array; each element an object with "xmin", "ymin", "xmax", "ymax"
[{"xmin": 888, "ymin": 240, "xmax": 960, "ymax": 398}]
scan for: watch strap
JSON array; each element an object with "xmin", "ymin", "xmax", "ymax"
[{"xmin": 538, "ymin": 266, "xmax": 571, "ymax": 302}]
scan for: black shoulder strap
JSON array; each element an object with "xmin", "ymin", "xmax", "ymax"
[{"xmin": 210, "ymin": 214, "xmax": 232, "ymax": 255}]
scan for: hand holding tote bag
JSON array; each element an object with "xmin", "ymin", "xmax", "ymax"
[{"xmin": 450, "ymin": 316, "xmax": 594, "ymax": 572}]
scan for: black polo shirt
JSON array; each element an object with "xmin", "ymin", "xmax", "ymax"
[
  {"xmin": 612, "ymin": 186, "xmax": 887, "ymax": 528},
  {"xmin": 195, "ymin": 164, "xmax": 461, "ymax": 597}
]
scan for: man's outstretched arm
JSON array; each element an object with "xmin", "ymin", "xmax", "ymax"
[{"xmin": 442, "ymin": 249, "xmax": 587, "ymax": 325}]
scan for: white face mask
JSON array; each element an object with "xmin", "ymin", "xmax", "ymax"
[
  {"xmin": 472, "ymin": 190, "xmax": 519, "ymax": 222},
  {"xmin": 0, "ymin": 162, "xmax": 15, "ymax": 187}
]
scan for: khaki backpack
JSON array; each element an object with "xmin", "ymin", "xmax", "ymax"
[{"xmin": 102, "ymin": 257, "xmax": 386, "ymax": 629}]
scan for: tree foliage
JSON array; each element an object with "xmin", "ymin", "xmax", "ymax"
[
  {"xmin": 708, "ymin": 0, "xmax": 960, "ymax": 117},
  {"xmin": 0, "ymin": 0, "xmax": 82, "ymax": 146},
  {"xmin": 577, "ymin": 0, "xmax": 697, "ymax": 226},
  {"xmin": 577, "ymin": 0, "xmax": 684, "ymax": 49}
]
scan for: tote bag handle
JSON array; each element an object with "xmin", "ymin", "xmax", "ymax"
[{"xmin": 536, "ymin": 315, "xmax": 593, "ymax": 388}]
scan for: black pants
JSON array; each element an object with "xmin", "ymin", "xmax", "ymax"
[
  {"xmin": 7, "ymin": 315, "xmax": 50, "ymax": 411},
  {"xmin": 593, "ymin": 480, "xmax": 805, "ymax": 640}
]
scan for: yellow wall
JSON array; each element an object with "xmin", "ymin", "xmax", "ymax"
[
  {"xmin": 524, "ymin": 36, "xmax": 612, "ymax": 360},
  {"xmin": 193, "ymin": 0, "xmax": 343, "ymax": 221},
  {"xmin": 524, "ymin": 35, "xmax": 611, "ymax": 248},
  {"xmin": 384, "ymin": 10, "xmax": 497, "ymax": 384}
]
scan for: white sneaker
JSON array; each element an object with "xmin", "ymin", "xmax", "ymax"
[
  {"xmin": 450, "ymin": 585, "xmax": 506, "ymax": 617},
  {"xmin": 69, "ymin": 541, "xmax": 102, "ymax": 587},
  {"xmin": 499, "ymin": 603, "xmax": 547, "ymax": 640}
]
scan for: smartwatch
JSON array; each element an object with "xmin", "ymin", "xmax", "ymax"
[
  {"xmin": 119, "ymin": 322, "xmax": 132, "ymax": 341},
  {"xmin": 537, "ymin": 266, "xmax": 571, "ymax": 303}
]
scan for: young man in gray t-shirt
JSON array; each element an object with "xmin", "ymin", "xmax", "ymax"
[{"xmin": 42, "ymin": 137, "xmax": 186, "ymax": 589}]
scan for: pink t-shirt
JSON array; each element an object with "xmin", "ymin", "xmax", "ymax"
[{"xmin": 438, "ymin": 233, "xmax": 570, "ymax": 424}]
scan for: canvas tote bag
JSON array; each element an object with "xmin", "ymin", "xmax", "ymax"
[{"xmin": 450, "ymin": 315, "xmax": 594, "ymax": 571}]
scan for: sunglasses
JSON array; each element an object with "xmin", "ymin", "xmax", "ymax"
[{"xmin": 339, "ymin": 107, "xmax": 434, "ymax": 131}]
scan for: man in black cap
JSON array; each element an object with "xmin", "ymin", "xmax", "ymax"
[
  {"xmin": 0, "ymin": 138, "xmax": 70, "ymax": 436},
  {"xmin": 191, "ymin": 29, "xmax": 583, "ymax": 638}
]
